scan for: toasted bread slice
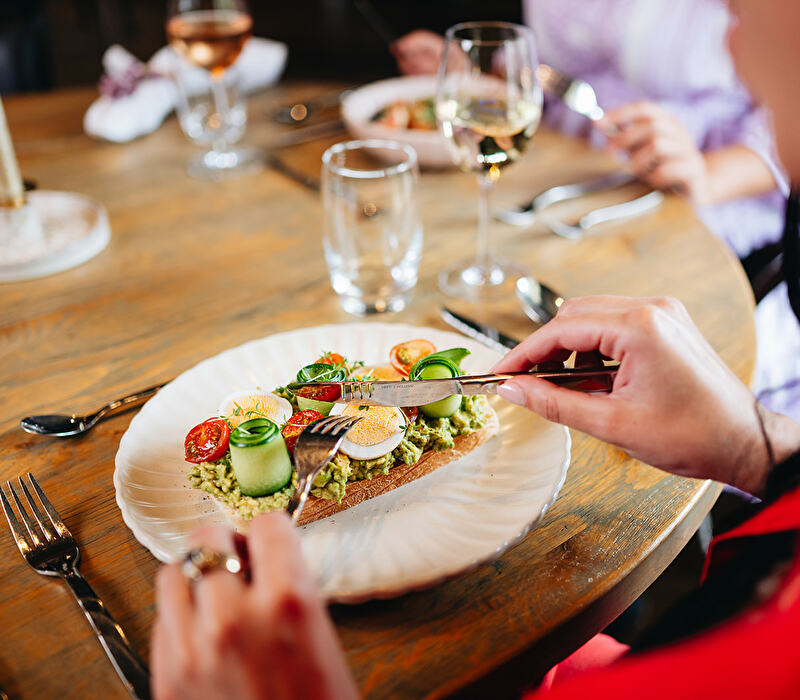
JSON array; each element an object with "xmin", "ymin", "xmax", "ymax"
[{"xmin": 217, "ymin": 405, "xmax": 499, "ymax": 530}]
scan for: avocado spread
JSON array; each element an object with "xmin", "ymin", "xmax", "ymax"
[{"xmin": 186, "ymin": 395, "xmax": 491, "ymax": 520}]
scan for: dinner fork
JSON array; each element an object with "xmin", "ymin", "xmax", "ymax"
[
  {"xmin": 287, "ymin": 415, "xmax": 363, "ymax": 522},
  {"xmin": 1, "ymin": 474, "xmax": 151, "ymax": 700},
  {"xmin": 539, "ymin": 190, "xmax": 664, "ymax": 240},
  {"xmin": 536, "ymin": 64, "xmax": 606, "ymax": 122}
]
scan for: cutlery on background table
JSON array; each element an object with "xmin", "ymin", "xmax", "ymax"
[
  {"xmin": 515, "ymin": 277, "xmax": 565, "ymax": 324},
  {"xmin": 495, "ymin": 171, "xmax": 636, "ymax": 227},
  {"xmin": 539, "ymin": 190, "xmax": 664, "ymax": 240},
  {"xmin": 271, "ymin": 88, "xmax": 356, "ymax": 125},
  {"xmin": 264, "ymin": 153, "xmax": 321, "ymax": 192},
  {"xmin": 288, "ymin": 415, "xmax": 363, "ymax": 522},
  {"xmin": 1, "ymin": 474, "xmax": 151, "ymax": 699},
  {"xmin": 441, "ymin": 307, "xmax": 521, "ymax": 354},
  {"xmin": 20, "ymin": 383, "xmax": 164, "ymax": 438},
  {"xmin": 266, "ymin": 119, "xmax": 346, "ymax": 149}
]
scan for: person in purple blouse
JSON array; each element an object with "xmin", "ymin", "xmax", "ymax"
[{"xmin": 392, "ymin": 0, "xmax": 800, "ymax": 422}]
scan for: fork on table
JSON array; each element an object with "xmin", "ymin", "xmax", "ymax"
[
  {"xmin": 287, "ymin": 415, "xmax": 363, "ymax": 522},
  {"xmin": 1, "ymin": 474, "xmax": 151, "ymax": 700}
]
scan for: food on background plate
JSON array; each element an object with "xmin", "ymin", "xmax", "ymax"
[
  {"xmin": 371, "ymin": 98, "xmax": 436, "ymax": 131},
  {"xmin": 184, "ymin": 341, "xmax": 499, "ymax": 527}
]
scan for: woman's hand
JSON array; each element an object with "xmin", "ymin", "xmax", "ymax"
[
  {"xmin": 601, "ymin": 101, "xmax": 712, "ymax": 204},
  {"xmin": 151, "ymin": 513, "xmax": 359, "ymax": 700},
  {"xmin": 391, "ymin": 30, "xmax": 445, "ymax": 75},
  {"xmin": 493, "ymin": 296, "xmax": 773, "ymax": 494}
]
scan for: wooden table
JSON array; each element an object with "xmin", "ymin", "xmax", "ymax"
[{"xmin": 0, "ymin": 84, "xmax": 755, "ymax": 699}]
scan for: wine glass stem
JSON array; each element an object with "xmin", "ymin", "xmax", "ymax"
[
  {"xmin": 476, "ymin": 172, "xmax": 495, "ymax": 273},
  {"xmin": 209, "ymin": 71, "xmax": 231, "ymax": 153}
]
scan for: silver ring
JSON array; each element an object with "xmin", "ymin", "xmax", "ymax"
[{"xmin": 182, "ymin": 547, "xmax": 243, "ymax": 582}]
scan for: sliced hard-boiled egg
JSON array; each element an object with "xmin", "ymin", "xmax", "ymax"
[
  {"xmin": 352, "ymin": 364, "xmax": 404, "ymax": 381},
  {"xmin": 329, "ymin": 402, "xmax": 406, "ymax": 460},
  {"xmin": 219, "ymin": 391, "xmax": 293, "ymax": 429}
]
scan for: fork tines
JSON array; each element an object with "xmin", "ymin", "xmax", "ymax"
[
  {"xmin": 1, "ymin": 473, "xmax": 70, "ymax": 554},
  {"xmin": 310, "ymin": 415, "xmax": 363, "ymax": 435}
]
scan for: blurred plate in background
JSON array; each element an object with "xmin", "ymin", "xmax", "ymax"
[{"xmin": 341, "ymin": 75, "xmax": 453, "ymax": 169}]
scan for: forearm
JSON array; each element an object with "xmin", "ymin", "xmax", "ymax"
[{"xmin": 703, "ymin": 144, "xmax": 778, "ymax": 205}]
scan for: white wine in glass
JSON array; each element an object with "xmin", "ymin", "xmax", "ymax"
[
  {"xmin": 436, "ymin": 22, "xmax": 542, "ymax": 300},
  {"xmin": 166, "ymin": 0, "xmax": 259, "ymax": 179}
]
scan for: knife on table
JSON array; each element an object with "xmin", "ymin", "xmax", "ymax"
[
  {"xmin": 264, "ymin": 153, "xmax": 321, "ymax": 192},
  {"xmin": 287, "ymin": 365, "xmax": 618, "ymax": 405},
  {"xmin": 440, "ymin": 307, "xmax": 520, "ymax": 354}
]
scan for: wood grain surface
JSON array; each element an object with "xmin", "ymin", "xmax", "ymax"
[{"xmin": 0, "ymin": 84, "xmax": 754, "ymax": 700}]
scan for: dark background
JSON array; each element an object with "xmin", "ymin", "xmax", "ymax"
[{"xmin": 0, "ymin": 0, "xmax": 522, "ymax": 93}]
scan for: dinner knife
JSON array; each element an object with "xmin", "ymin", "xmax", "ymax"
[
  {"xmin": 440, "ymin": 308, "xmax": 520, "ymax": 355},
  {"xmin": 264, "ymin": 153, "xmax": 321, "ymax": 192},
  {"xmin": 286, "ymin": 365, "xmax": 618, "ymax": 406}
]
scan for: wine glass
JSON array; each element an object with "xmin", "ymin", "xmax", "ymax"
[
  {"xmin": 166, "ymin": 0, "xmax": 259, "ymax": 179},
  {"xmin": 436, "ymin": 22, "xmax": 542, "ymax": 301}
]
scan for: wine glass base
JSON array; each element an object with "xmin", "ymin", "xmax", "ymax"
[
  {"xmin": 337, "ymin": 291, "xmax": 412, "ymax": 316},
  {"xmin": 187, "ymin": 147, "xmax": 263, "ymax": 180},
  {"xmin": 438, "ymin": 258, "xmax": 529, "ymax": 302}
]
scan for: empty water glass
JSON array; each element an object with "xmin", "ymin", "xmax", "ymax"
[{"xmin": 321, "ymin": 140, "xmax": 423, "ymax": 315}]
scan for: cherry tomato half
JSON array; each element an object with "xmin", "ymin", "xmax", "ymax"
[
  {"xmin": 281, "ymin": 409, "xmax": 324, "ymax": 454},
  {"xmin": 316, "ymin": 352, "xmax": 345, "ymax": 366},
  {"xmin": 389, "ymin": 339, "xmax": 436, "ymax": 376},
  {"xmin": 184, "ymin": 418, "xmax": 230, "ymax": 464},
  {"xmin": 294, "ymin": 384, "xmax": 342, "ymax": 402}
]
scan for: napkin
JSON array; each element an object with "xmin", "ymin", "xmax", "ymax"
[{"xmin": 84, "ymin": 38, "xmax": 288, "ymax": 143}]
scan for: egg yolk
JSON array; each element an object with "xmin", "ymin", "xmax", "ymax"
[
  {"xmin": 353, "ymin": 364, "xmax": 403, "ymax": 381},
  {"xmin": 224, "ymin": 395, "xmax": 283, "ymax": 429},
  {"xmin": 341, "ymin": 404, "xmax": 401, "ymax": 446}
]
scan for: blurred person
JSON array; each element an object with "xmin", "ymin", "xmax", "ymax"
[
  {"xmin": 151, "ymin": 2, "xmax": 800, "ymax": 698},
  {"xmin": 392, "ymin": 0, "xmax": 800, "ymax": 424}
]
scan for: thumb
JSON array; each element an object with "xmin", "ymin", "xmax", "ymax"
[{"xmin": 497, "ymin": 376, "xmax": 617, "ymax": 439}]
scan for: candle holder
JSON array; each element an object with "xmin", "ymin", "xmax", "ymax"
[
  {"xmin": 0, "ymin": 191, "xmax": 110, "ymax": 283},
  {"xmin": 0, "ymin": 97, "xmax": 111, "ymax": 283}
]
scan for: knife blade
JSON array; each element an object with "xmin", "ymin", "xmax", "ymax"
[
  {"xmin": 286, "ymin": 366, "xmax": 618, "ymax": 407},
  {"xmin": 440, "ymin": 308, "xmax": 520, "ymax": 354}
]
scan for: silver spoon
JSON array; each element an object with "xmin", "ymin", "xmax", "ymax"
[
  {"xmin": 515, "ymin": 276, "xmax": 565, "ymax": 324},
  {"xmin": 20, "ymin": 384, "xmax": 164, "ymax": 437}
]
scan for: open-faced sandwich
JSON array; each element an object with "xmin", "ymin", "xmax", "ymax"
[{"xmin": 183, "ymin": 339, "xmax": 499, "ymax": 527}]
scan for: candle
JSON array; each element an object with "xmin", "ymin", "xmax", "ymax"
[{"xmin": 0, "ymin": 97, "xmax": 24, "ymax": 208}]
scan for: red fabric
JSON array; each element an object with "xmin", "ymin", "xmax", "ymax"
[
  {"xmin": 526, "ymin": 488, "xmax": 800, "ymax": 699},
  {"xmin": 701, "ymin": 486, "xmax": 800, "ymax": 580},
  {"xmin": 538, "ymin": 635, "xmax": 630, "ymax": 691}
]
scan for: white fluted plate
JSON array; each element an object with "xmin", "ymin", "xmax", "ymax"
[{"xmin": 114, "ymin": 323, "xmax": 570, "ymax": 602}]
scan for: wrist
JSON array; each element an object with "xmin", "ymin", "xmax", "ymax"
[
  {"xmin": 693, "ymin": 155, "xmax": 715, "ymax": 205},
  {"xmin": 760, "ymin": 407, "xmax": 800, "ymax": 491},
  {"xmin": 734, "ymin": 403, "xmax": 800, "ymax": 496}
]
